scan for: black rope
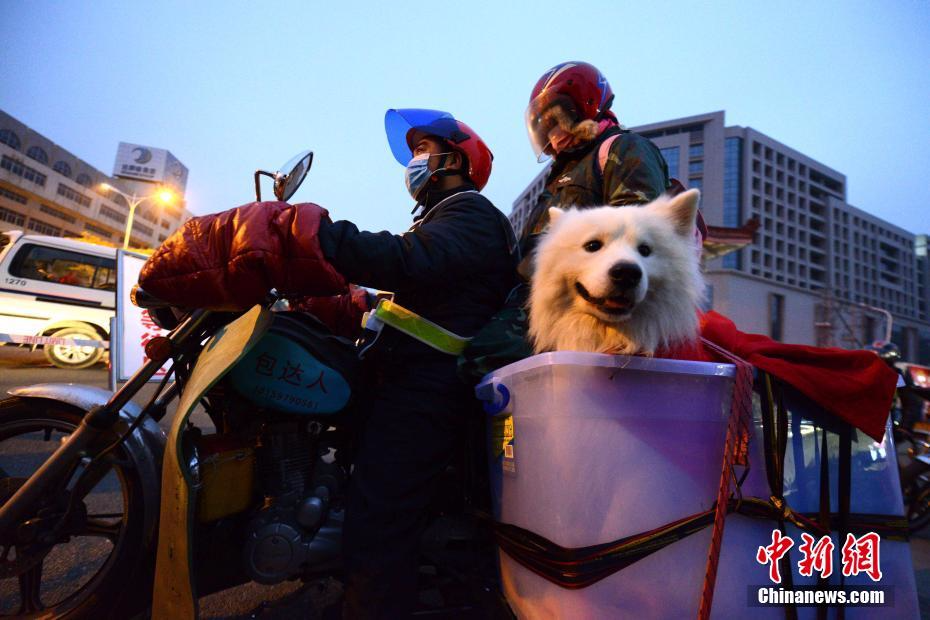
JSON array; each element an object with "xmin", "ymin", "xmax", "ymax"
[
  {"xmin": 817, "ymin": 429, "xmax": 831, "ymax": 620},
  {"xmin": 837, "ymin": 424, "xmax": 853, "ymax": 620}
]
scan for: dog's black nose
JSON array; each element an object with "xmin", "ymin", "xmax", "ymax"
[{"xmin": 608, "ymin": 262, "xmax": 642, "ymax": 288}]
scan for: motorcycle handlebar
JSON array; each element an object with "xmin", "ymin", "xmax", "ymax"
[{"xmin": 130, "ymin": 284, "xmax": 176, "ymax": 310}]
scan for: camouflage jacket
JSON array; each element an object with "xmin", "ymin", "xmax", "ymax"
[{"xmin": 520, "ymin": 126, "xmax": 670, "ymax": 258}]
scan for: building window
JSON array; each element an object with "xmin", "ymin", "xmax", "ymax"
[
  {"xmin": 53, "ymin": 161, "xmax": 73, "ymax": 178},
  {"xmin": 689, "ymin": 177, "xmax": 703, "ymax": 191},
  {"xmin": 26, "ymin": 146, "xmax": 48, "ymax": 165},
  {"xmin": 26, "ymin": 218, "xmax": 62, "ymax": 237},
  {"xmin": 99, "ymin": 205, "xmax": 127, "ymax": 224},
  {"xmin": 0, "ymin": 205, "xmax": 25, "ymax": 226},
  {"xmin": 0, "ymin": 128, "xmax": 21, "ymax": 151},
  {"xmin": 1, "ymin": 155, "xmax": 47, "ymax": 186},
  {"xmin": 138, "ymin": 208, "xmax": 158, "ymax": 224},
  {"xmin": 769, "ymin": 293, "xmax": 785, "ymax": 341},
  {"xmin": 660, "ymin": 147, "xmax": 679, "ymax": 180},
  {"xmin": 134, "ymin": 222, "xmax": 154, "ymax": 236},
  {"xmin": 689, "ymin": 144, "xmax": 704, "ymax": 159},
  {"xmin": 688, "ymin": 160, "xmax": 704, "ymax": 175},
  {"xmin": 84, "ymin": 222, "xmax": 113, "ymax": 239},
  {"xmin": 75, "ymin": 173, "xmax": 93, "ymax": 188},
  {"xmin": 0, "ymin": 186, "xmax": 28, "ymax": 204},
  {"xmin": 39, "ymin": 204, "xmax": 77, "ymax": 224},
  {"xmin": 56, "ymin": 183, "xmax": 92, "ymax": 207},
  {"xmin": 722, "ymin": 137, "xmax": 743, "ymax": 269},
  {"xmin": 702, "ymin": 284, "xmax": 714, "ymax": 312}
]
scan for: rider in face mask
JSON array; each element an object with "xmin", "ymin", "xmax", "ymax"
[
  {"xmin": 140, "ymin": 109, "xmax": 518, "ymax": 618},
  {"xmin": 404, "ymin": 138, "xmax": 460, "ymax": 204},
  {"xmin": 333, "ymin": 109, "xmax": 517, "ymax": 618}
]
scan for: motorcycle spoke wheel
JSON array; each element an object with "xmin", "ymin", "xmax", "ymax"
[
  {"xmin": 79, "ymin": 517, "xmax": 123, "ymax": 543},
  {"xmin": 17, "ymin": 562, "xmax": 44, "ymax": 615},
  {"xmin": 0, "ymin": 398, "xmax": 151, "ymax": 618}
]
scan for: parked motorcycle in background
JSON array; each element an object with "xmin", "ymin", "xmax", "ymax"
[{"xmin": 874, "ymin": 341, "xmax": 930, "ymax": 531}]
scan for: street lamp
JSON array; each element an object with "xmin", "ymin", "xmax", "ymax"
[{"xmin": 98, "ymin": 183, "xmax": 176, "ymax": 249}]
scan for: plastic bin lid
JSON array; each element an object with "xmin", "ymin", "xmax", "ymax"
[{"xmin": 478, "ymin": 351, "xmax": 735, "ymax": 387}]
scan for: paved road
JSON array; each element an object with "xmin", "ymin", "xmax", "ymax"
[{"xmin": 3, "ymin": 348, "xmax": 930, "ymax": 618}]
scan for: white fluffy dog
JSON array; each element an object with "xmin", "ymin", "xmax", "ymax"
[{"xmin": 528, "ymin": 189, "xmax": 705, "ymax": 355}]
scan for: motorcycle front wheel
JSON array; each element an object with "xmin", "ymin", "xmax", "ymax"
[{"xmin": 0, "ymin": 397, "xmax": 154, "ymax": 619}]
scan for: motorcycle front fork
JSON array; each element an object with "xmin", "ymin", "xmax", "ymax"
[{"xmin": 0, "ymin": 309, "xmax": 209, "ymax": 536}]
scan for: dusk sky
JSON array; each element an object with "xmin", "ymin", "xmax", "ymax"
[{"xmin": 2, "ymin": 1, "xmax": 928, "ymax": 236}]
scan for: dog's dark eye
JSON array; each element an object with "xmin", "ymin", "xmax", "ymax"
[
  {"xmin": 638, "ymin": 244, "xmax": 652, "ymax": 257},
  {"xmin": 583, "ymin": 240, "xmax": 603, "ymax": 253}
]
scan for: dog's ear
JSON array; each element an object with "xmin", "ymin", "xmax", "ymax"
[
  {"xmin": 548, "ymin": 207, "xmax": 565, "ymax": 227},
  {"xmin": 661, "ymin": 189, "xmax": 700, "ymax": 237}
]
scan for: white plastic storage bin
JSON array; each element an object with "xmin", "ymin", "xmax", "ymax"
[
  {"xmin": 476, "ymin": 352, "xmax": 918, "ymax": 619},
  {"xmin": 476, "ymin": 352, "xmax": 736, "ymax": 619}
]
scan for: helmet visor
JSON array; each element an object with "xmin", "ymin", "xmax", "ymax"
[
  {"xmin": 385, "ymin": 108, "xmax": 460, "ymax": 166},
  {"xmin": 525, "ymin": 93, "xmax": 579, "ymax": 163}
]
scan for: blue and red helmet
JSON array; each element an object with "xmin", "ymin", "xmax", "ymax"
[{"xmin": 385, "ymin": 108, "xmax": 493, "ymax": 191}]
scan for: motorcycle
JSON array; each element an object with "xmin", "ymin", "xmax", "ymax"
[
  {"xmin": 0, "ymin": 152, "xmax": 508, "ymax": 618},
  {"xmin": 893, "ymin": 361, "xmax": 930, "ymax": 531}
]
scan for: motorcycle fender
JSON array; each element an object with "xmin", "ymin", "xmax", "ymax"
[
  {"xmin": 155, "ymin": 305, "xmax": 272, "ymax": 620},
  {"xmin": 7, "ymin": 383, "xmax": 165, "ymax": 548}
]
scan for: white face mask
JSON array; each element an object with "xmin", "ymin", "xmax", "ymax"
[{"xmin": 404, "ymin": 152, "xmax": 453, "ymax": 201}]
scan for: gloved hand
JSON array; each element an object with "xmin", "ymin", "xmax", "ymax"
[{"xmin": 139, "ymin": 201, "xmax": 347, "ymax": 310}]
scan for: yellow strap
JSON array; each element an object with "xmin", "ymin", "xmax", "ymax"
[{"xmin": 372, "ymin": 299, "xmax": 470, "ymax": 356}]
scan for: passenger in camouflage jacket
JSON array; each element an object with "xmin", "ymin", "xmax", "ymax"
[
  {"xmin": 458, "ymin": 62, "xmax": 670, "ymax": 382},
  {"xmin": 520, "ymin": 125, "xmax": 670, "ymax": 259}
]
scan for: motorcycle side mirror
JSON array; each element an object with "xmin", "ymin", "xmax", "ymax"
[{"xmin": 254, "ymin": 150, "xmax": 314, "ymax": 202}]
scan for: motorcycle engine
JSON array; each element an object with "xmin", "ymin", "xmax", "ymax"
[{"xmin": 242, "ymin": 421, "xmax": 343, "ymax": 584}]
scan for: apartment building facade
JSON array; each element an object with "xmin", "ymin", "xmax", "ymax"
[{"xmin": 0, "ymin": 109, "xmax": 192, "ymax": 249}]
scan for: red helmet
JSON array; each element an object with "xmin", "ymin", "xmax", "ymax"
[
  {"xmin": 385, "ymin": 109, "xmax": 493, "ymax": 191},
  {"xmin": 526, "ymin": 62, "xmax": 615, "ymax": 160},
  {"xmin": 529, "ymin": 61, "xmax": 614, "ymax": 121}
]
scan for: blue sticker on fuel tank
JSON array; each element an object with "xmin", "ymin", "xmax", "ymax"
[{"xmin": 228, "ymin": 332, "xmax": 351, "ymax": 415}]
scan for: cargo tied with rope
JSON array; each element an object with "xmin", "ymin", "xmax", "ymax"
[{"xmin": 475, "ymin": 346, "xmax": 918, "ymax": 619}]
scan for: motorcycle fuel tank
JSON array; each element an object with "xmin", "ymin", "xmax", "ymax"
[{"xmin": 227, "ymin": 318, "xmax": 354, "ymax": 416}]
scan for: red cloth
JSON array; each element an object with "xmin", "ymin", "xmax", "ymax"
[
  {"xmin": 139, "ymin": 201, "xmax": 347, "ymax": 310},
  {"xmin": 657, "ymin": 311, "xmax": 896, "ymax": 441}
]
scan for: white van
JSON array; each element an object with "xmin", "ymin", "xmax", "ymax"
[{"xmin": 0, "ymin": 231, "xmax": 116, "ymax": 368}]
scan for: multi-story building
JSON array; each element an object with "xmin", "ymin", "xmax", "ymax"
[
  {"xmin": 0, "ymin": 109, "xmax": 192, "ymax": 249},
  {"xmin": 510, "ymin": 111, "xmax": 930, "ymax": 363}
]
